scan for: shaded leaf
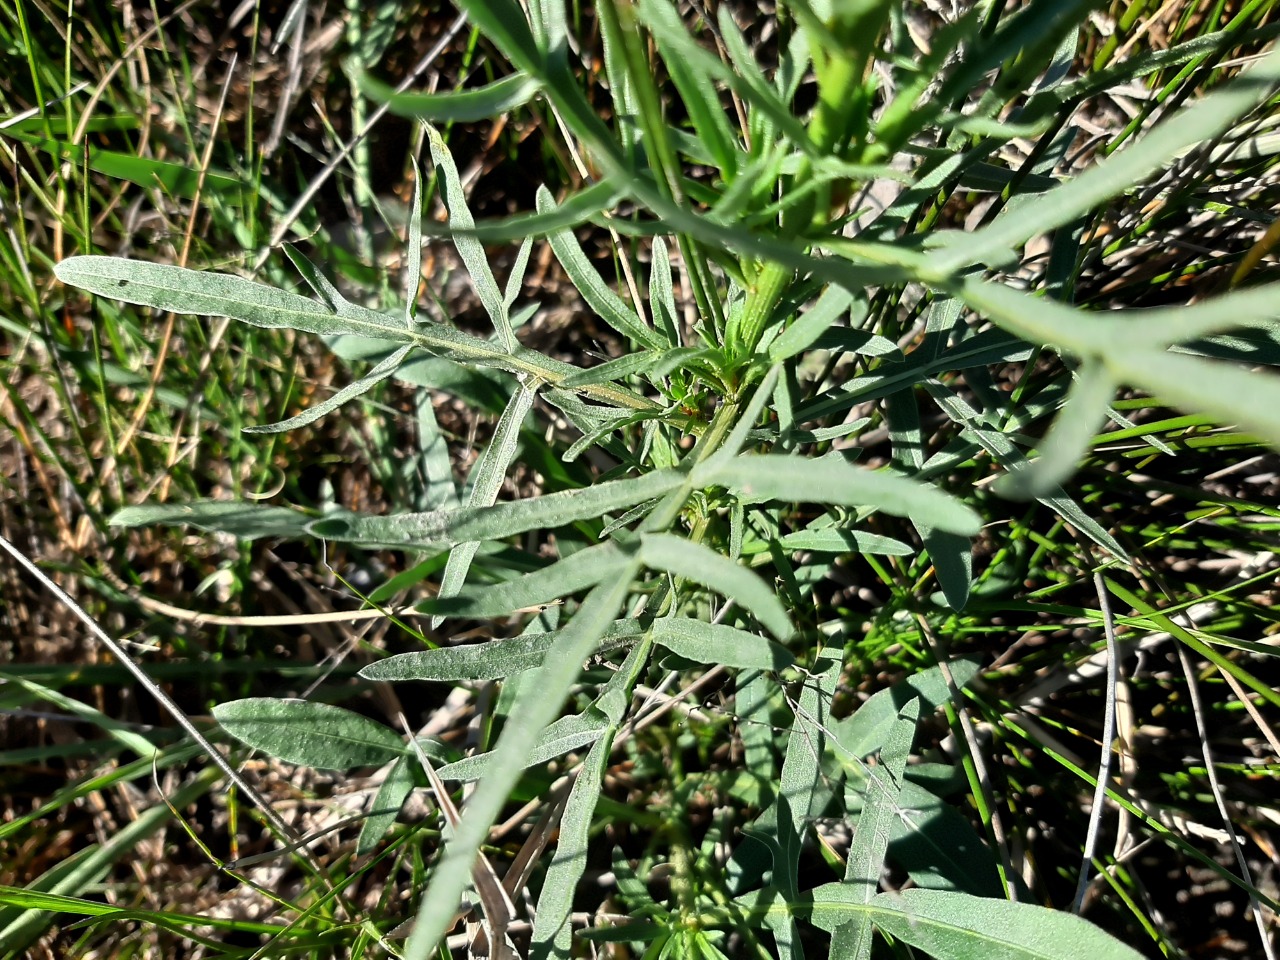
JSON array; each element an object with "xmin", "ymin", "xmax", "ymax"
[
  {"xmin": 109, "ymin": 500, "xmax": 313, "ymax": 540},
  {"xmin": 638, "ymin": 533, "xmax": 793, "ymax": 640},
  {"xmin": 213, "ymin": 698, "xmax": 405, "ymax": 769},
  {"xmin": 650, "ymin": 618, "xmax": 793, "ymax": 670}
]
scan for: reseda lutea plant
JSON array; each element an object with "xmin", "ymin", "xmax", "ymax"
[{"xmin": 56, "ymin": 0, "xmax": 1280, "ymax": 956}]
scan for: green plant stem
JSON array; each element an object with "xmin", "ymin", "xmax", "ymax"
[{"xmin": 728, "ymin": 260, "xmax": 792, "ymax": 359}]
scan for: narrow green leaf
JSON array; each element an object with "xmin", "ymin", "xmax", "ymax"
[
  {"xmin": 5, "ymin": 133, "xmax": 238, "ymax": 197},
  {"xmin": 694, "ymin": 454, "xmax": 981, "ymax": 536},
  {"xmin": 739, "ymin": 526, "xmax": 913, "ymax": 557},
  {"xmin": 1, "ymin": 673, "xmax": 155, "ymax": 759},
  {"xmin": 650, "ymin": 618, "xmax": 793, "ymax": 670},
  {"xmin": 795, "ymin": 328, "xmax": 1031, "ymax": 423},
  {"xmin": 529, "ymin": 735, "xmax": 609, "ymax": 955},
  {"xmin": 282, "ymin": 244, "xmax": 351, "ymax": 313},
  {"xmin": 108, "ymin": 500, "xmax": 313, "ymax": 540},
  {"xmin": 660, "ymin": 42, "xmax": 740, "ymax": 178},
  {"xmin": 54, "ymin": 256, "xmax": 660, "ymax": 414},
  {"xmin": 649, "ymin": 236, "xmax": 682, "ymax": 347},
  {"xmin": 245, "ymin": 344, "xmax": 413, "ymax": 434},
  {"xmin": 868, "ymin": 888, "xmax": 1146, "ymax": 960},
  {"xmin": 403, "ymin": 569, "xmax": 638, "ymax": 958},
  {"xmin": 359, "ymin": 619, "xmax": 644, "ymax": 681},
  {"xmin": 769, "ymin": 286, "xmax": 856, "ymax": 362},
  {"xmin": 358, "ymin": 755, "xmax": 418, "ymax": 854},
  {"xmin": 405, "ymin": 158, "xmax": 425, "ymax": 323},
  {"xmin": 559, "ymin": 349, "xmax": 675, "ymax": 388},
  {"xmin": 1107, "ymin": 345, "xmax": 1280, "ymax": 452},
  {"xmin": 999, "ymin": 361, "xmax": 1117, "ymax": 499},
  {"xmin": 213, "ymin": 698, "xmax": 405, "ymax": 770},
  {"xmin": 311, "ymin": 469, "xmax": 685, "ymax": 549},
  {"xmin": 435, "ymin": 709, "xmax": 608, "ymax": 781},
  {"xmin": 416, "ymin": 178, "xmax": 625, "ymax": 244},
  {"xmin": 531, "ymin": 639, "xmax": 653, "ymax": 953},
  {"xmin": 359, "ymin": 71, "xmax": 541, "ymax": 121},
  {"xmin": 427, "ymin": 124, "xmax": 517, "ymax": 353},
  {"xmin": 638, "ymin": 533, "xmax": 793, "ymax": 640},
  {"xmin": 886, "ymin": 389, "xmax": 971, "ymax": 611},
  {"xmin": 921, "ymin": 381, "xmax": 1128, "ymax": 558},
  {"xmin": 415, "ymin": 542, "xmax": 630, "ymax": 618},
  {"xmin": 832, "ymin": 699, "xmax": 919, "ymax": 960},
  {"xmin": 504, "ymin": 236, "xmax": 534, "ymax": 310},
  {"xmin": 536, "ymin": 186, "xmax": 666, "ymax": 351},
  {"xmin": 433, "ymin": 382, "xmax": 536, "ymax": 624},
  {"xmin": 831, "ymin": 660, "xmax": 981, "ymax": 761},
  {"xmin": 781, "ymin": 647, "xmax": 842, "ymax": 840},
  {"xmin": 415, "ymin": 390, "xmax": 460, "ymax": 510}
]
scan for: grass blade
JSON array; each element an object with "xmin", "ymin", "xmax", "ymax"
[
  {"xmin": 925, "ymin": 42, "xmax": 1280, "ymax": 278},
  {"xmin": 359, "ymin": 71, "xmax": 541, "ymax": 122}
]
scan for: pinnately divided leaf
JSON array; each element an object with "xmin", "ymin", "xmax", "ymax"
[{"xmin": 53, "ymin": 256, "xmax": 661, "ymax": 414}]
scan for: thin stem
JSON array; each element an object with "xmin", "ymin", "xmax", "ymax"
[{"xmin": 1073, "ymin": 571, "xmax": 1120, "ymax": 913}]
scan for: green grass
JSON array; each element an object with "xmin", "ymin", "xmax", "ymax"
[{"xmin": 4, "ymin": 0, "xmax": 1280, "ymax": 957}]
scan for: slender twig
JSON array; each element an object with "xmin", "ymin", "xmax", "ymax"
[{"xmin": 1073, "ymin": 571, "xmax": 1120, "ymax": 913}]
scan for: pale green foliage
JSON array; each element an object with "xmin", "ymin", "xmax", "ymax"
[{"xmin": 53, "ymin": 0, "xmax": 1280, "ymax": 957}]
